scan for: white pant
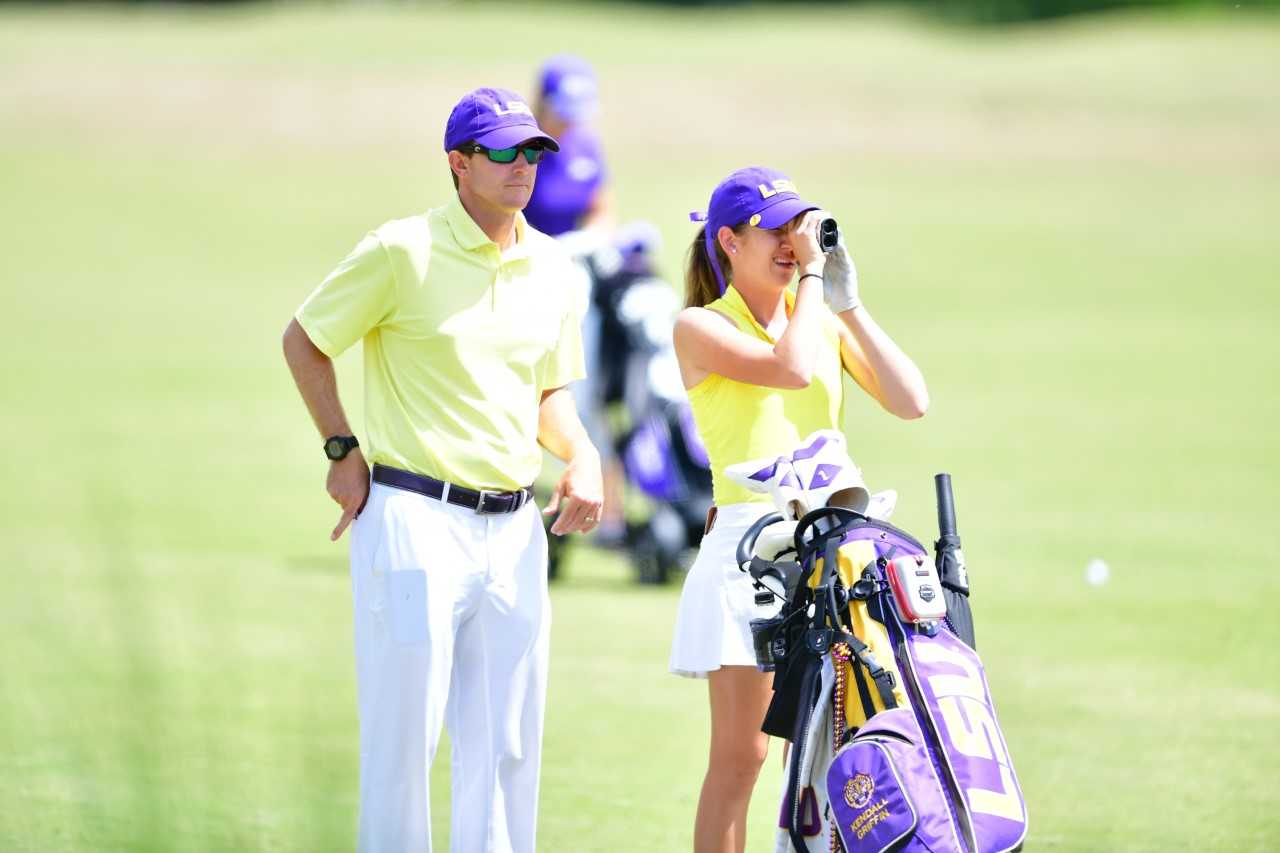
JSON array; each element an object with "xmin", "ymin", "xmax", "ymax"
[{"xmin": 349, "ymin": 482, "xmax": 551, "ymax": 853}]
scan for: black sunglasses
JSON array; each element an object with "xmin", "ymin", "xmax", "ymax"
[{"xmin": 462, "ymin": 143, "xmax": 546, "ymax": 165}]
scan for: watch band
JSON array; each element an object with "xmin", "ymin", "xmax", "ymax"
[{"xmin": 324, "ymin": 435, "xmax": 359, "ymax": 461}]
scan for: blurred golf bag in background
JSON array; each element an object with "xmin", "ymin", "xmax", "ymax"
[
  {"xmin": 546, "ymin": 223, "xmax": 713, "ymax": 584},
  {"xmin": 733, "ymin": 436, "xmax": 1028, "ymax": 852}
]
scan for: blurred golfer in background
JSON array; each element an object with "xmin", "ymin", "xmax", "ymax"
[
  {"xmin": 524, "ymin": 53, "xmax": 612, "ymax": 236},
  {"xmin": 668, "ymin": 167, "xmax": 929, "ymax": 853},
  {"xmin": 525, "ymin": 54, "xmax": 628, "ymax": 542},
  {"xmin": 282, "ymin": 86, "xmax": 602, "ymax": 853}
]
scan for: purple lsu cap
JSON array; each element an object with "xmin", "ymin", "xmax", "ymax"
[
  {"xmin": 443, "ymin": 87, "xmax": 560, "ymax": 153},
  {"xmin": 689, "ymin": 166, "xmax": 819, "ymax": 295},
  {"xmin": 539, "ymin": 54, "xmax": 599, "ymax": 122}
]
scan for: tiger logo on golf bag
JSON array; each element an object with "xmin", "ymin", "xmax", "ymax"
[{"xmin": 844, "ymin": 773, "xmax": 874, "ymax": 809}]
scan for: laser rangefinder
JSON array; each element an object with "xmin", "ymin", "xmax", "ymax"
[{"xmin": 818, "ymin": 216, "xmax": 840, "ymax": 253}]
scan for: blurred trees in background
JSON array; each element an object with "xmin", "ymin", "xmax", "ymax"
[
  {"xmin": 616, "ymin": 0, "xmax": 1275, "ymax": 23},
  {"xmin": 125, "ymin": 0, "xmax": 1280, "ymax": 25},
  {"xmin": 890, "ymin": 0, "xmax": 1271, "ymax": 22}
]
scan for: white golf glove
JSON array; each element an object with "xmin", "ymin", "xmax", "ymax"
[{"xmin": 823, "ymin": 234, "xmax": 860, "ymax": 313}]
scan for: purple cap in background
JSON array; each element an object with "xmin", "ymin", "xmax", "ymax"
[
  {"xmin": 538, "ymin": 54, "xmax": 599, "ymax": 123},
  {"xmin": 444, "ymin": 87, "xmax": 560, "ymax": 153},
  {"xmin": 614, "ymin": 220, "xmax": 662, "ymax": 258},
  {"xmin": 689, "ymin": 166, "xmax": 819, "ymax": 295},
  {"xmin": 613, "ymin": 220, "xmax": 662, "ymax": 275}
]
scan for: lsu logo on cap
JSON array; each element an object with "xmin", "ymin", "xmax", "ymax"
[
  {"xmin": 493, "ymin": 101, "xmax": 534, "ymax": 117},
  {"xmin": 758, "ymin": 178, "xmax": 798, "ymax": 199}
]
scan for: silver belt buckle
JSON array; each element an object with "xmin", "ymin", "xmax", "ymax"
[
  {"xmin": 475, "ymin": 487, "xmax": 528, "ymax": 514},
  {"xmin": 475, "ymin": 489, "xmax": 501, "ymax": 514}
]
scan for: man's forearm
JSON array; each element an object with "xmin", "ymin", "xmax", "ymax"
[
  {"xmin": 283, "ymin": 318, "xmax": 355, "ymax": 439},
  {"xmin": 537, "ymin": 386, "xmax": 597, "ymax": 464}
]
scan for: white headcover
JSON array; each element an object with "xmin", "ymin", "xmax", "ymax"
[{"xmin": 725, "ymin": 430, "xmax": 893, "ymax": 522}]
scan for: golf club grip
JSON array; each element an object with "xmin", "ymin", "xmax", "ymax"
[{"xmin": 935, "ymin": 473, "xmax": 957, "ymax": 538}]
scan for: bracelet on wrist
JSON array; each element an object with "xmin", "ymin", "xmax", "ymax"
[{"xmin": 798, "ymin": 273, "xmax": 823, "ymax": 285}]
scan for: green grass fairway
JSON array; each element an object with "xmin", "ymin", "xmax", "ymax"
[{"xmin": 2, "ymin": 4, "xmax": 1278, "ymax": 851}]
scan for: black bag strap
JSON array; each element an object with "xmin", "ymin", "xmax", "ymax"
[
  {"xmin": 807, "ymin": 524, "xmax": 900, "ymax": 717},
  {"xmin": 811, "ymin": 536, "xmax": 841, "ymax": 630},
  {"xmin": 848, "ymin": 650, "xmax": 878, "ymax": 722},
  {"xmin": 840, "ymin": 631, "xmax": 898, "ymax": 712}
]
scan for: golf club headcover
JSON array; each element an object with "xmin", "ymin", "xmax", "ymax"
[{"xmin": 725, "ymin": 430, "xmax": 870, "ymax": 521}]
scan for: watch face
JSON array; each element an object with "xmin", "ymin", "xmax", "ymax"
[{"xmin": 325, "ymin": 436, "xmax": 357, "ymax": 460}]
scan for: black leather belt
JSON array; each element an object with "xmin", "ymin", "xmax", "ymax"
[{"xmin": 371, "ymin": 464, "xmax": 533, "ymax": 515}]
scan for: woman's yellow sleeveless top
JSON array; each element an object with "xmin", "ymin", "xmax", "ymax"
[{"xmin": 687, "ymin": 286, "xmax": 845, "ymax": 506}]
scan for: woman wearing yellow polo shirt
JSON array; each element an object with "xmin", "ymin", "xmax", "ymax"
[{"xmin": 668, "ymin": 167, "xmax": 930, "ymax": 853}]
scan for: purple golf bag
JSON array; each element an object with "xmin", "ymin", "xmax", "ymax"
[{"xmin": 742, "ymin": 477, "xmax": 1028, "ymax": 853}]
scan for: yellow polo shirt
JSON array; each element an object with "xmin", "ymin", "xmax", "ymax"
[
  {"xmin": 688, "ymin": 285, "xmax": 845, "ymax": 506},
  {"xmin": 296, "ymin": 196, "xmax": 585, "ymax": 491}
]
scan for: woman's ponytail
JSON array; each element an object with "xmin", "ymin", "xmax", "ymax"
[{"xmin": 684, "ymin": 225, "xmax": 740, "ymax": 309}]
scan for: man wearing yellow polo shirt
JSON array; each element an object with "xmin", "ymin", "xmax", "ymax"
[{"xmin": 282, "ymin": 87, "xmax": 603, "ymax": 853}]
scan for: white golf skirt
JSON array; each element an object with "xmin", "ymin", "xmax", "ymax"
[{"xmin": 669, "ymin": 502, "xmax": 783, "ymax": 678}]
